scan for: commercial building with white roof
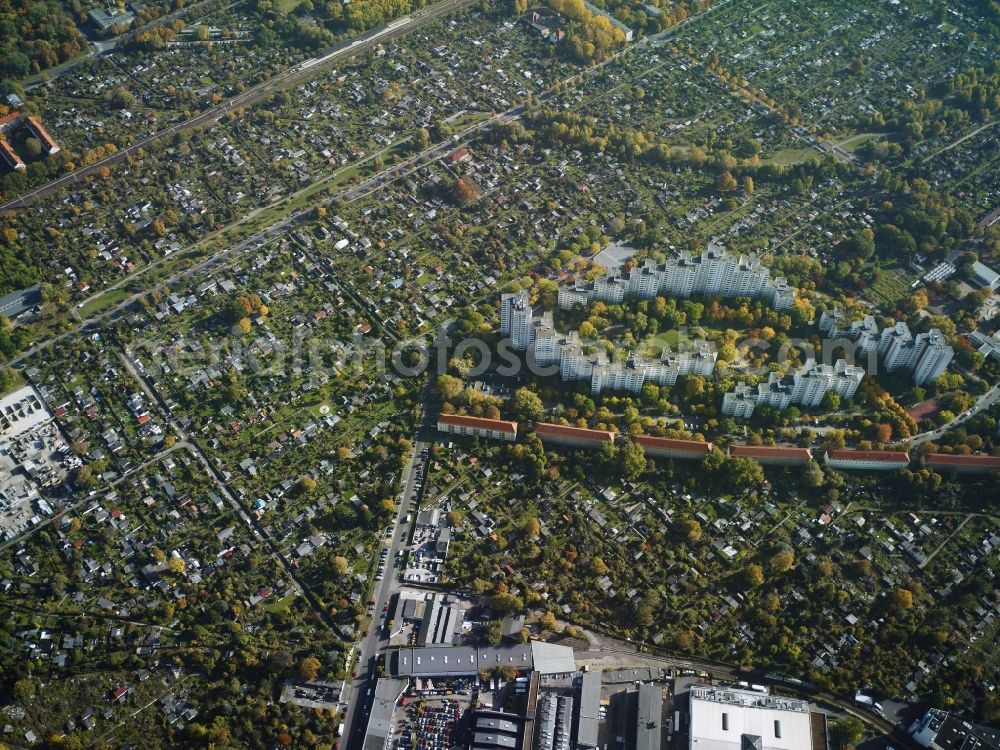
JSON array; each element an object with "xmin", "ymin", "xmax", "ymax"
[{"xmin": 688, "ymin": 685, "xmax": 815, "ymax": 750}]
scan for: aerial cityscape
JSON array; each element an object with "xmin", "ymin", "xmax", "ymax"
[{"xmin": 0, "ymin": 0, "xmax": 999, "ymax": 748}]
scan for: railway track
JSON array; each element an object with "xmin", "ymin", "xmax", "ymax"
[{"xmin": 0, "ymin": 0, "xmax": 476, "ymax": 212}]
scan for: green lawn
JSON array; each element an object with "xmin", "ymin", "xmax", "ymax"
[
  {"xmin": 836, "ymin": 132, "xmax": 883, "ymax": 153},
  {"xmin": 762, "ymin": 147, "xmax": 814, "ymax": 165},
  {"xmin": 78, "ymin": 287, "xmax": 130, "ymax": 318},
  {"xmin": 263, "ymin": 592, "xmax": 298, "ymax": 614}
]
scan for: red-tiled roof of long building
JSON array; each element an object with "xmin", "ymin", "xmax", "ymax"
[
  {"xmin": 729, "ymin": 445, "xmax": 812, "ymax": 461},
  {"xmin": 0, "ymin": 111, "xmax": 23, "ymax": 129},
  {"xmin": 0, "ymin": 139, "xmax": 25, "ymax": 169},
  {"xmin": 534, "ymin": 422, "xmax": 615, "ymax": 442},
  {"xmin": 631, "ymin": 435, "xmax": 712, "ymax": 454},
  {"xmin": 923, "ymin": 453, "xmax": 1000, "ymax": 469},
  {"xmin": 825, "ymin": 449, "xmax": 910, "ymax": 463},
  {"xmin": 437, "ymin": 413, "xmax": 518, "ymax": 434},
  {"xmin": 24, "ymin": 116, "xmax": 59, "ymax": 151}
]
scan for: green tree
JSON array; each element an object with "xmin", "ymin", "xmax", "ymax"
[
  {"xmin": 0, "ymin": 365, "xmax": 17, "ymax": 394},
  {"xmin": 801, "ymin": 460, "xmax": 824, "ymax": 488},
  {"xmin": 299, "ymin": 656, "xmax": 322, "ymax": 681},
  {"xmin": 23, "ymin": 137, "xmax": 42, "ymax": 158},
  {"xmin": 849, "ymin": 228, "xmax": 875, "ymax": 261},
  {"xmin": 437, "ymin": 374, "xmax": 464, "ymax": 401},
  {"xmin": 831, "ymin": 716, "xmax": 864, "ymax": 748},
  {"xmin": 769, "ymin": 549, "xmax": 794, "ymax": 574},
  {"xmin": 890, "ymin": 587, "xmax": 914, "ymax": 611},
  {"xmin": 620, "ymin": 440, "xmax": 646, "ymax": 479},
  {"xmin": 511, "ymin": 387, "xmax": 544, "ymax": 422},
  {"xmin": 717, "ymin": 171, "xmax": 738, "ymax": 191}
]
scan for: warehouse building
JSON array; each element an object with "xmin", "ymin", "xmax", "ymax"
[{"xmin": 687, "ymin": 685, "xmax": 816, "ymax": 750}]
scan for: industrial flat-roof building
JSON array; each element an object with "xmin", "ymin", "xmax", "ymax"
[
  {"xmin": 0, "ymin": 284, "xmax": 42, "ymax": 319},
  {"xmin": 575, "ymin": 671, "xmax": 602, "ymax": 750},
  {"xmin": 362, "ymin": 678, "xmax": 407, "ymax": 750},
  {"xmin": 416, "ymin": 595, "xmax": 463, "ymax": 646},
  {"xmin": 635, "ymin": 682, "xmax": 662, "ymax": 750},
  {"xmin": 971, "ymin": 261, "xmax": 1000, "ymax": 291},
  {"xmin": 910, "ymin": 707, "xmax": 1000, "ymax": 750},
  {"xmin": 687, "ymin": 685, "xmax": 814, "ymax": 750},
  {"xmin": 390, "ymin": 642, "xmax": 575, "ymax": 678}
]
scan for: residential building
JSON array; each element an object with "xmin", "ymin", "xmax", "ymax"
[
  {"xmin": 24, "ymin": 116, "xmax": 60, "ymax": 155},
  {"xmin": 0, "ymin": 139, "xmax": 25, "ymax": 171},
  {"xmin": 879, "ymin": 321, "xmax": 917, "ymax": 370},
  {"xmin": 821, "ymin": 307, "xmax": 881, "ymax": 360},
  {"xmin": 437, "ymin": 414, "xmax": 518, "ymax": 442},
  {"xmin": 534, "ymin": 422, "xmax": 615, "ymax": 449},
  {"xmin": 501, "ymin": 290, "xmax": 537, "ymax": 351},
  {"xmin": 540, "ymin": 331, "xmax": 716, "ymax": 395},
  {"xmin": 877, "ymin": 323, "xmax": 953, "ymax": 384},
  {"xmin": 721, "ymin": 359, "xmax": 862, "ymax": 418},
  {"xmin": 823, "ymin": 311, "xmax": 951, "ymax": 384},
  {"xmin": 687, "ymin": 685, "xmax": 819, "ymax": 750},
  {"xmin": 911, "ymin": 329, "xmax": 954, "ymax": 385},
  {"xmin": 922, "ymin": 453, "xmax": 1000, "ymax": 475},
  {"xmin": 728, "ymin": 445, "xmax": 813, "ymax": 466},
  {"xmin": 631, "ymin": 435, "xmax": 712, "ymax": 460},
  {"xmin": 824, "ymin": 449, "xmax": 910, "ymax": 471},
  {"xmin": 558, "ymin": 243, "xmax": 794, "ymax": 312}
]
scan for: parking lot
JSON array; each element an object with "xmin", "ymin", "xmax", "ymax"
[{"xmin": 390, "ymin": 695, "xmax": 471, "ymax": 750}]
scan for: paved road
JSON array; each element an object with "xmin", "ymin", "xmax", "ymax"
[
  {"xmin": 902, "ymin": 382, "xmax": 1000, "ymax": 447},
  {"xmin": 340, "ymin": 389, "xmax": 436, "ymax": 749},
  {"xmin": 0, "ymin": 0, "xmax": 477, "ymax": 213}
]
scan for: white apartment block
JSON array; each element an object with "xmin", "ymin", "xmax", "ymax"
[
  {"xmin": 561, "ymin": 341, "xmax": 717, "ymax": 395},
  {"xmin": 821, "ymin": 308, "xmax": 952, "ymax": 385},
  {"xmin": 877, "ymin": 321, "xmax": 954, "ymax": 384},
  {"xmin": 558, "ymin": 243, "xmax": 795, "ymax": 312},
  {"xmin": 820, "ymin": 307, "xmax": 880, "ymax": 357},
  {"xmin": 911, "ymin": 329, "xmax": 954, "ymax": 385},
  {"xmin": 500, "ymin": 290, "xmax": 536, "ymax": 351},
  {"xmin": 721, "ymin": 358, "xmax": 863, "ymax": 418},
  {"xmin": 508, "ymin": 302, "xmax": 718, "ymax": 396}
]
